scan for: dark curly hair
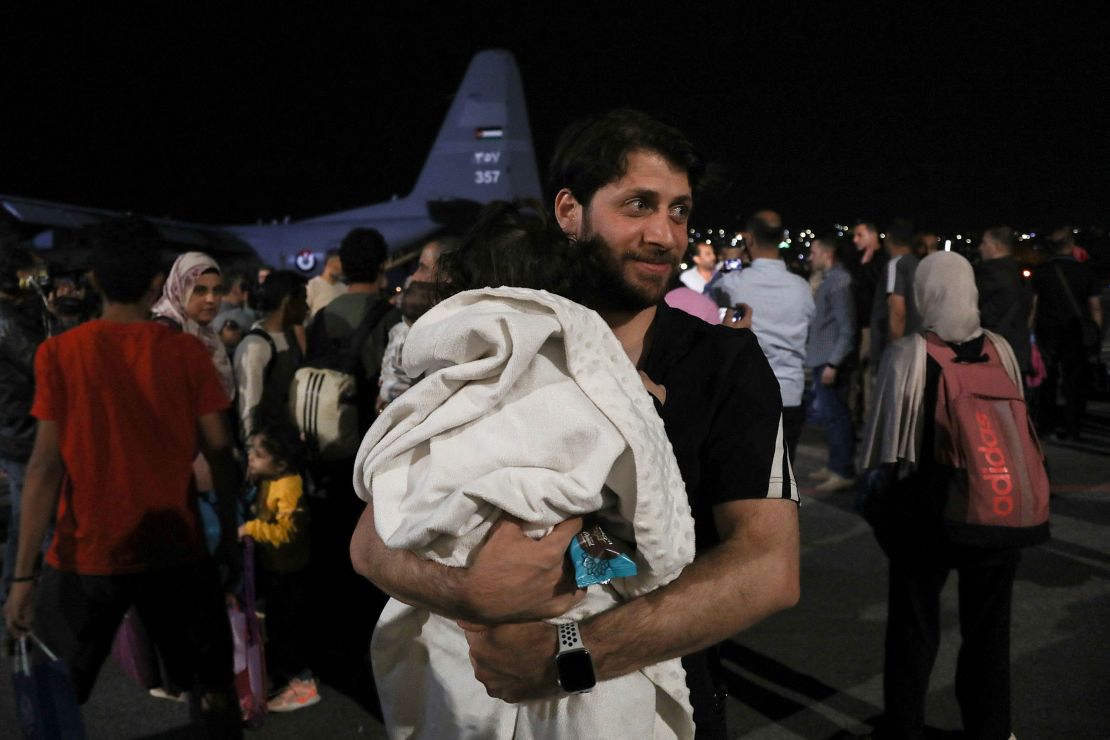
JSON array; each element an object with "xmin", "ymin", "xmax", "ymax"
[
  {"xmin": 546, "ymin": 108, "xmax": 704, "ymax": 207},
  {"xmin": 249, "ymin": 409, "xmax": 306, "ymax": 475},
  {"xmin": 435, "ymin": 200, "xmax": 604, "ymax": 306}
]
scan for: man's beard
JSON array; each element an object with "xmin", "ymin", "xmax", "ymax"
[{"xmin": 575, "ymin": 232, "xmax": 677, "ymax": 314}]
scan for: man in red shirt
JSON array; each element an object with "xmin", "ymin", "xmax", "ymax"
[{"xmin": 4, "ymin": 219, "xmax": 242, "ymax": 737}]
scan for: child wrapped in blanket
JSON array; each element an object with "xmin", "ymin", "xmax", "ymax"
[{"xmin": 354, "ymin": 202, "xmax": 697, "ymax": 739}]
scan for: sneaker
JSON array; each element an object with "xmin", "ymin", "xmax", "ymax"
[
  {"xmin": 813, "ymin": 472, "xmax": 855, "ymax": 492},
  {"xmin": 149, "ymin": 687, "xmax": 186, "ymax": 703},
  {"xmin": 808, "ymin": 466, "xmax": 834, "ymax": 481},
  {"xmin": 267, "ymin": 677, "xmax": 321, "ymax": 712}
]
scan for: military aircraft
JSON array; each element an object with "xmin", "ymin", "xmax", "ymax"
[{"xmin": 0, "ymin": 49, "xmax": 543, "ymax": 274}]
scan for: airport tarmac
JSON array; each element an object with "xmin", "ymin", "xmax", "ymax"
[{"xmin": 2, "ymin": 404, "xmax": 1107, "ymax": 739}]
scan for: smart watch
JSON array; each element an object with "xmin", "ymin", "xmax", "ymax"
[{"xmin": 554, "ymin": 622, "xmax": 596, "ymax": 694}]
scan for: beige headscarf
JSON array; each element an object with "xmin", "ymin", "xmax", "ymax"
[
  {"xmin": 152, "ymin": 252, "xmax": 235, "ymax": 402},
  {"xmin": 859, "ymin": 251, "xmax": 1022, "ymax": 469}
]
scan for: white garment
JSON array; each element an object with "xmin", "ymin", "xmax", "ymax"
[
  {"xmin": 305, "ymin": 275, "xmax": 347, "ymax": 318},
  {"xmin": 232, "ymin": 325, "xmax": 290, "ymax": 440},
  {"xmin": 354, "ymin": 287, "xmax": 696, "ymax": 740},
  {"xmin": 377, "ymin": 321, "xmax": 413, "ymax": 404},
  {"xmin": 678, "ymin": 267, "xmax": 709, "ymax": 293}
]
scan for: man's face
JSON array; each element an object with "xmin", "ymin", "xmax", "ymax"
[
  {"xmin": 560, "ymin": 149, "xmax": 692, "ymax": 311},
  {"xmin": 977, "ymin": 236, "xmax": 994, "ymax": 261},
  {"xmin": 692, "ymin": 243, "xmax": 716, "ymax": 271},
  {"xmin": 225, "ymin": 280, "xmax": 247, "ymax": 307},
  {"xmin": 853, "ymin": 224, "xmax": 877, "ymax": 252},
  {"xmin": 810, "ymin": 241, "xmax": 833, "ymax": 271},
  {"xmin": 412, "ymin": 241, "xmax": 443, "ymax": 283},
  {"xmin": 324, "ymin": 255, "xmax": 343, "ymax": 280}
]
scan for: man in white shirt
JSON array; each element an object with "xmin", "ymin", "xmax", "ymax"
[
  {"xmin": 679, "ymin": 240, "xmax": 717, "ymax": 293},
  {"xmin": 305, "ymin": 249, "xmax": 347, "ymax": 319},
  {"xmin": 715, "ymin": 213, "xmax": 815, "ymax": 462}
]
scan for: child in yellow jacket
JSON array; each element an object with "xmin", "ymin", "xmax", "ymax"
[{"xmin": 239, "ymin": 421, "xmax": 319, "ymax": 712}]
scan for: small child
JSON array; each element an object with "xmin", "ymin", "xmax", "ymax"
[
  {"xmin": 377, "ymin": 280, "xmax": 438, "ymax": 411},
  {"xmin": 238, "ymin": 421, "xmax": 319, "ymax": 712}
]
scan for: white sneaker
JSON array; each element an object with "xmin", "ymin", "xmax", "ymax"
[
  {"xmin": 808, "ymin": 467, "xmax": 834, "ymax": 481},
  {"xmin": 813, "ymin": 472, "xmax": 855, "ymax": 492},
  {"xmin": 149, "ymin": 687, "xmax": 186, "ymax": 703}
]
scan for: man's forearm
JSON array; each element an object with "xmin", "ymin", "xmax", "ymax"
[
  {"xmin": 350, "ymin": 502, "xmax": 585, "ymax": 624},
  {"xmin": 350, "ymin": 502, "xmax": 470, "ymax": 618},
  {"xmin": 14, "ymin": 452, "xmax": 63, "ymax": 580},
  {"xmin": 582, "ymin": 498, "xmax": 799, "ymax": 681},
  {"xmin": 888, "ymin": 295, "xmax": 907, "ymax": 341}
]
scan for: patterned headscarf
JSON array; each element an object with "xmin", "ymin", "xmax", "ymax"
[{"xmin": 152, "ymin": 252, "xmax": 235, "ymax": 401}]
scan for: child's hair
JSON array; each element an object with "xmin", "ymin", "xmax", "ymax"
[
  {"xmin": 249, "ymin": 410, "xmax": 305, "ymax": 475},
  {"xmin": 400, "ymin": 280, "xmax": 436, "ymax": 323},
  {"xmin": 434, "ymin": 200, "xmax": 602, "ymax": 305}
]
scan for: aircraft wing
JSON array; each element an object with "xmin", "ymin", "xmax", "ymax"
[{"xmin": 1, "ymin": 193, "xmax": 257, "ymax": 267}]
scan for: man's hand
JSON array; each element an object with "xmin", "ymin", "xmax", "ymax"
[
  {"xmin": 462, "ymin": 515, "xmax": 586, "ymax": 624},
  {"xmin": 4, "ymin": 581, "xmax": 35, "ymax": 639},
  {"xmin": 458, "ymin": 620, "xmax": 560, "ymax": 702},
  {"xmin": 724, "ymin": 303, "xmax": 753, "ymax": 329},
  {"xmin": 351, "ymin": 503, "xmax": 586, "ymax": 623},
  {"xmin": 821, "ymin": 366, "xmax": 837, "ymax": 385}
]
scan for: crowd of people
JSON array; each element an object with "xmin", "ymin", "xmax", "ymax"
[{"xmin": 0, "ymin": 108, "xmax": 1103, "ymax": 739}]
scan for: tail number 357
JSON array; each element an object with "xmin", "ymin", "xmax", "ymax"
[{"xmin": 474, "ymin": 170, "xmax": 501, "ymax": 184}]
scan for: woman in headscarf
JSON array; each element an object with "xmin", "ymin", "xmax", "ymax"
[
  {"xmin": 152, "ymin": 252, "xmax": 236, "ymax": 402},
  {"xmin": 151, "ymin": 252, "xmax": 237, "ymax": 550},
  {"xmin": 858, "ymin": 251, "xmax": 1025, "ymax": 740},
  {"xmin": 144, "ymin": 252, "xmax": 239, "ymax": 703}
]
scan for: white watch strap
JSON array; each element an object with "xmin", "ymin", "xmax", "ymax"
[{"xmin": 556, "ymin": 622, "xmax": 585, "ymax": 654}]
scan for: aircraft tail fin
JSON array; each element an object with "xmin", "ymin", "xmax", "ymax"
[{"xmin": 409, "ymin": 49, "xmax": 543, "ymax": 206}]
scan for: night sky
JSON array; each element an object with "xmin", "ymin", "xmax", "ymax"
[{"xmin": 3, "ymin": 5, "xmax": 1107, "ymax": 236}]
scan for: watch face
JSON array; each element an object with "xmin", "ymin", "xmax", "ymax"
[{"xmin": 556, "ymin": 649, "xmax": 596, "ymax": 693}]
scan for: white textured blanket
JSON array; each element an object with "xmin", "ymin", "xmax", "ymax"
[{"xmin": 354, "ymin": 287, "xmax": 697, "ymax": 740}]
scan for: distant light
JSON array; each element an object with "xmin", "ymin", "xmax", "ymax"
[
  {"xmin": 779, "ymin": 241, "xmax": 790, "ymax": 249},
  {"xmin": 1022, "ymin": 269, "xmax": 1032, "ymax": 278},
  {"xmin": 944, "ymin": 240, "xmax": 952, "ymax": 251},
  {"xmin": 880, "ymin": 233, "xmax": 886, "ymax": 239},
  {"xmin": 679, "ymin": 263, "xmax": 688, "ymax": 270},
  {"xmin": 956, "ymin": 234, "xmax": 962, "ymax": 240}
]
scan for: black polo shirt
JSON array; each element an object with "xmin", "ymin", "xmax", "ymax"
[{"xmin": 641, "ymin": 304, "xmax": 799, "ymax": 552}]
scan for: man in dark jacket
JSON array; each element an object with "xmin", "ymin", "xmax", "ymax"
[
  {"xmin": 975, "ymin": 226, "xmax": 1033, "ymax": 374},
  {"xmin": 1031, "ymin": 227, "xmax": 1104, "ymax": 438},
  {"xmin": 0, "ymin": 244, "xmax": 51, "ymax": 607}
]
